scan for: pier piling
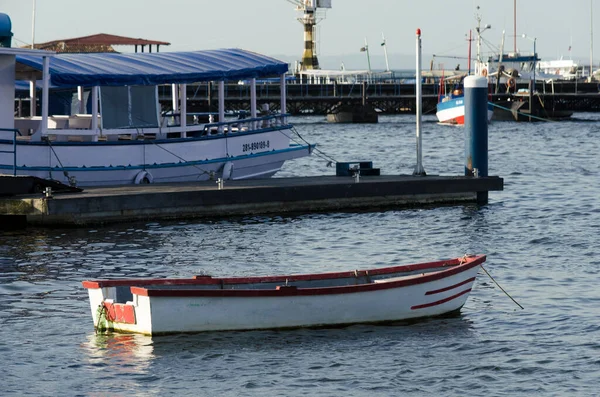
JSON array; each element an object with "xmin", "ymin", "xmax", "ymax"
[{"xmin": 464, "ymin": 76, "xmax": 489, "ymax": 203}]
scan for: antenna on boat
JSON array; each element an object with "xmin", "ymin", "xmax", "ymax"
[
  {"xmin": 590, "ymin": 0, "xmax": 594, "ymax": 81},
  {"xmin": 381, "ymin": 32, "xmax": 390, "ymax": 72},
  {"xmin": 360, "ymin": 37, "xmax": 372, "ymax": 73},
  {"xmin": 31, "ymin": 0, "xmax": 36, "ymax": 49},
  {"xmin": 474, "ymin": 7, "xmax": 491, "ymax": 76},
  {"xmin": 513, "ymin": 0, "xmax": 518, "ymax": 53},
  {"xmin": 467, "ymin": 30, "xmax": 472, "ymax": 75}
]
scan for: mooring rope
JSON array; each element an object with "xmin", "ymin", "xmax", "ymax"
[
  {"xmin": 148, "ymin": 139, "xmax": 211, "ymax": 179},
  {"xmin": 289, "ymin": 126, "xmax": 338, "ymax": 166},
  {"xmin": 480, "ymin": 264, "xmax": 524, "ymax": 310},
  {"xmin": 45, "ymin": 138, "xmax": 77, "ymax": 186}
]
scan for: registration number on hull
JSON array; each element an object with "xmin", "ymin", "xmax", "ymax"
[{"xmin": 242, "ymin": 141, "xmax": 270, "ymax": 152}]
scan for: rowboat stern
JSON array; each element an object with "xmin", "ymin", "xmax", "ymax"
[{"xmin": 81, "ymin": 281, "xmax": 152, "ymax": 335}]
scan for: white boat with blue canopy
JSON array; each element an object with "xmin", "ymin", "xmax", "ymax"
[{"xmin": 0, "ymin": 24, "xmax": 312, "ymax": 187}]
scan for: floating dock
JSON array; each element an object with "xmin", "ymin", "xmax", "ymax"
[{"xmin": 0, "ymin": 175, "xmax": 503, "ymax": 227}]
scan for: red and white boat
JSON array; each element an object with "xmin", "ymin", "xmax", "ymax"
[
  {"xmin": 436, "ymin": 94, "xmax": 494, "ymax": 125},
  {"xmin": 82, "ymin": 255, "xmax": 486, "ymax": 335}
]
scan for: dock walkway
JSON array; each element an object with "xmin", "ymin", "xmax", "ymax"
[{"xmin": 0, "ymin": 175, "xmax": 503, "ymax": 227}]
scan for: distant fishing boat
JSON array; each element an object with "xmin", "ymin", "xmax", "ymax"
[
  {"xmin": 435, "ymin": 15, "xmax": 493, "ymax": 125},
  {"xmin": 436, "ymin": 79, "xmax": 493, "ymax": 125},
  {"xmin": 82, "ymin": 255, "xmax": 486, "ymax": 335},
  {"xmin": 473, "ymin": 4, "xmax": 573, "ymax": 122}
]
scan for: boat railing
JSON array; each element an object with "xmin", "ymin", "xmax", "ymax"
[
  {"xmin": 10, "ymin": 113, "xmax": 291, "ymax": 142},
  {"xmin": 202, "ymin": 114, "xmax": 290, "ymax": 136},
  {"xmin": 0, "ymin": 128, "xmax": 19, "ymax": 175}
]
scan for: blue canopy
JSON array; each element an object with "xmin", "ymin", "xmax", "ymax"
[{"xmin": 15, "ymin": 48, "xmax": 289, "ymax": 87}]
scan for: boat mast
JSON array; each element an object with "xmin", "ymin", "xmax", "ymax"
[
  {"xmin": 31, "ymin": 0, "xmax": 36, "ymax": 49},
  {"xmin": 467, "ymin": 30, "xmax": 472, "ymax": 75},
  {"xmin": 513, "ymin": 0, "xmax": 517, "ymax": 53},
  {"xmin": 474, "ymin": 8, "xmax": 491, "ymax": 77},
  {"xmin": 495, "ymin": 30, "xmax": 506, "ymax": 93},
  {"xmin": 362, "ymin": 37, "xmax": 371, "ymax": 73},
  {"xmin": 591, "ymin": 0, "xmax": 594, "ymax": 80},
  {"xmin": 499, "ymin": 30, "xmax": 505, "ymax": 65},
  {"xmin": 476, "ymin": 14, "xmax": 481, "ymax": 74}
]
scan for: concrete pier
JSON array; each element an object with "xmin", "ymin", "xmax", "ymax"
[{"xmin": 0, "ymin": 175, "xmax": 503, "ymax": 227}]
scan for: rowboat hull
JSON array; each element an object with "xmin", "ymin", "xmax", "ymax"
[{"xmin": 83, "ymin": 255, "xmax": 486, "ymax": 335}]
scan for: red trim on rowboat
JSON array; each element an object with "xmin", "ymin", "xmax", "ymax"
[
  {"xmin": 128, "ymin": 258, "xmax": 482, "ymax": 298},
  {"xmin": 82, "ymin": 255, "xmax": 486, "ymax": 290},
  {"xmin": 103, "ymin": 301, "xmax": 136, "ymax": 324},
  {"xmin": 425, "ymin": 277, "xmax": 476, "ymax": 295},
  {"xmin": 411, "ymin": 288, "xmax": 472, "ymax": 310}
]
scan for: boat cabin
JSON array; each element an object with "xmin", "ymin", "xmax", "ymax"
[{"xmin": 3, "ymin": 48, "xmax": 291, "ymax": 144}]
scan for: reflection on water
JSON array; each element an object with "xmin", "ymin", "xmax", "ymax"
[
  {"xmin": 83, "ymin": 333, "xmax": 155, "ymax": 365},
  {"xmin": 147, "ymin": 314, "xmax": 477, "ymax": 356},
  {"xmin": 81, "ymin": 333, "xmax": 159, "ymax": 397}
]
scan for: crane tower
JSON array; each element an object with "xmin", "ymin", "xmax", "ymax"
[{"xmin": 288, "ymin": 0, "xmax": 332, "ymax": 70}]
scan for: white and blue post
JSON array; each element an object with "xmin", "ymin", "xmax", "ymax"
[{"xmin": 464, "ymin": 75, "xmax": 488, "ymax": 178}]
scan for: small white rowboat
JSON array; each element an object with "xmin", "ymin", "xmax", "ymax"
[{"xmin": 82, "ymin": 254, "xmax": 486, "ymax": 335}]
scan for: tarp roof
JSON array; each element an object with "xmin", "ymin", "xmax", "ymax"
[{"xmin": 15, "ymin": 48, "xmax": 289, "ymax": 87}]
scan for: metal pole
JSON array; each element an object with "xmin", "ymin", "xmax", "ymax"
[
  {"xmin": 180, "ymin": 84, "xmax": 187, "ymax": 137},
  {"xmin": 29, "ymin": 80, "xmax": 36, "ymax": 117},
  {"xmin": 381, "ymin": 33, "xmax": 390, "ymax": 72},
  {"xmin": 41, "ymin": 56, "xmax": 49, "ymax": 136},
  {"xmin": 364, "ymin": 38, "xmax": 371, "ymax": 73},
  {"xmin": 513, "ymin": 0, "xmax": 517, "ymax": 53},
  {"xmin": 468, "ymin": 30, "xmax": 472, "ymax": 75},
  {"xmin": 280, "ymin": 74, "xmax": 287, "ymax": 124},
  {"xmin": 250, "ymin": 78, "xmax": 257, "ymax": 129},
  {"xmin": 413, "ymin": 28, "xmax": 425, "ymax": 176},
  {"xmin": 77, "ymin": 86, "xmax": 85, "ymax": 114},
  {"xmin": 218, "ymin": 81, "xmax": 225, "ymax": 134},
  {"xmin": 31, "ymin": 0, "xmax": 36, "ymax": 49},
  {"xmin": 533, "ymin": 37, "xmax": 537, "ymax": 91},
  {"xmin": 91, "ymin": 86, "xmax": 99, "ymax": 131},
  {"xmin": 13, "ymin": 130, "xmax": 17, "ymax": 176},
  {"xmin": 171, "ymin": 84, "xmax": 179, "ymax": 113},
  {"xmin": 591, "ymin": 0, "xmax": 594, "ymax": 80}
]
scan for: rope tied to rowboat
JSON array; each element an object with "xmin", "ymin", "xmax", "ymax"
[
  {"xmin": 461, "ymin": 254, "xmax": 523, "ymax": 309},
  {"xmin": 95, "ymin": 304, "xmax": 108, "ymax": 334},
  {"xmin": 479, "ymin": 263, "xmax": 524, "ymax": 310}
]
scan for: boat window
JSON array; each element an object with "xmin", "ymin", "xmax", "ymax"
[{"xmin": 100, "ymin": 86, "xmax": 159, "ymax": 129}]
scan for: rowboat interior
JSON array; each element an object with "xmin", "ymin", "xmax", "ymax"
[{"xmin": 85, "ymin": 255, "xmax": 484, "ymax": 301}]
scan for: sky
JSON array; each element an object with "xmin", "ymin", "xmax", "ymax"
[{"xmin": 1, "ymin": 0, "xmax": 598, "ymax": 69}]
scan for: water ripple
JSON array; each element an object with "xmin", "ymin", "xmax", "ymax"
[{"xmin": 1, "ymin": 114, "xmax": 600, "ymax": 396}]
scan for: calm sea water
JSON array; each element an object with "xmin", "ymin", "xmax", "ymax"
[{"xmin": 1, "ymin": 114, "xmax": 599, "ymax": 396}]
